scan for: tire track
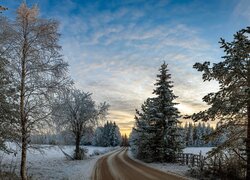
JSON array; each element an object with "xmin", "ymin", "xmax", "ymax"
[{"xmin": 92, "ymin": 148, "xmax": 187, "ymax": 180}]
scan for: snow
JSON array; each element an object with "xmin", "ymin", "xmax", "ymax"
[
  {"xmin": 0, "ymin": 142, "xmax": 118, "ymax": 180},
  {"xmin": 183, "ymin": 147, "xmax": 213, "ymax": 156},
  {"xmin": 1, "ymin": 143, "xmax": 214, "ymax": 179},
  {"xmin": 127, "ymin": 147, "xmax": 214, "ymax": 179},
  {"xmin": 127, "ymin": 149, "xmax": 190, "ymax": 178}
]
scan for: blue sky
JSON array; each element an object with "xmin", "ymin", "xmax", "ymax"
[{"xmin": 2, "ymin": 0, "xmax": 250, "ymax": 134}]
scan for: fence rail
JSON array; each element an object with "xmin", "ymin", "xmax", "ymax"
[{"xmin": 176, "ymin": 152, "xmax": 204, "ymax": 167}]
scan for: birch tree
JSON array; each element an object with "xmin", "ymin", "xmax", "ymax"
[
  {"xmin": 0, "ymin": 3, "xmax": 70, "ymax": 179},
  {"xmin": 53, "ymin": 89, "xmax": 109, "ymax": 159}
]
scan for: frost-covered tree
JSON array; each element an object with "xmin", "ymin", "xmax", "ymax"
[
  {"xmin": 81, "ymin": 127, "xmax": 94, "ymax": 145},
  {"xmin": 121, "ymin": 134, "xmax": 129, "ymax": 147},
  {"xmin": 111, "ymin": 122, "xmax": 122, "ymax": 146},
  {"xmin": 152, "ymin": 62, "xmax": 183, "ymax": 161},
  {"xmin": 0, "ymin": 56, "xmax": 18, "ymax": 152},
  {"xmin": 186, "ymin": 123, "xmax": 194, "ymax": 146},
  {"xmin": 0, "ymin": 4, "xmax": 70, "ymax": 179},
  {"xmin": 92, "ymin": 127, "xmax": 104, "ymax": 146},
  {"xmin": 182, "ymin": 122, "xmax": 216, "ymax": 147},
  {"xmin": 93, "ymin": 121, "xmax": 121, "ymax": 147},
  {"xmin": 129, "ymin": 128, "xmax": 139, "ymax": 154},
  {"xmin": 132, "ymin": 98, "xmax": 157, "ymax": 161},
  {"xmin": 53, "ymin": 89, "xmax": 109, "ymax": 159},
  {"xmin": 190, "ymin": 27, "xmax": 250, "ymax": 178},
  {"xmin": 131, "ymin": 62, "xmax": 183, "ymax": 162}
]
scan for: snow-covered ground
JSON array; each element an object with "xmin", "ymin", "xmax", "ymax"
[
  {"xmin": 183, "ymin": 147, "xmax": 214, "ymax": 156},
  {"xmin": 0, "ymin": 143, "xmax": 118, "ymax": 180},
  {"xmin": 128, "ymin": 147, "xmax": 213, "ymax": 179},
  {"xmin": 1, "ymin": 145, "xmax": 213, "ymax": 179}
]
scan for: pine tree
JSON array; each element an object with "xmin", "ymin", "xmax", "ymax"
[{"xmin": 190, "ymin": 27, "xmax": 250, "ymax": 178}]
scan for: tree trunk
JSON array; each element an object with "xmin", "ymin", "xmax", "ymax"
[
  {"xmin": 20, "ymin": 59, "xmax": 27, "ymax": 179},
  {"xmin": 20, "ymin": 66, "xmax": 27, "ymax": 179},
  {"xmin": 247, "ymin": 102, "xmax": 250, "ymax": 179},
  {"xmin": 20, "ymin": 23, "xmax": 27, "ymax": 179},
  {"xmin": 75, "ymin": 132, "xmax": 81, "ymax": 160},
  {"xmin": 20, "ymin": 132, "xmax": 27, "ymax": 180},
  {"xmin": 246, "ymin": 63, "xmax": 250, "ymax": 179}
]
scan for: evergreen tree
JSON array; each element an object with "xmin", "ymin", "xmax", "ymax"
[
  {"xmin": 187, "ymin": 123, "xmax": 194, "ymax": 146},
  {"xmin": 92, "ymin": 127, "xmax": 104, "ymax": 146},
  {"xmin": 93, "ymin": 121, "xmax": 121, "ymax": 147},
  {"xmin": 182, "ymin": 122, "xmax": 216, "ymax": 147},
  {"xmin": 153, "ymin": 62, "xmax": 182, "ymax": 161},
  {"xmin": 113, "ymin": 122, "xmax": 122, "ymax": 146},
  {"xmin": 131, "ymin": 62, "xmax": 183, "ymax": 162},
  {"xmin": 133, "ymin": 98, "xmax": 156, "ymax": 161},
  {"xmin": 121, "ymin": 134, "xmax": 129, "ymax": 147},
  {"xmin": 190, "ymin": 27, "xmax": 250, "ymax": 178}
]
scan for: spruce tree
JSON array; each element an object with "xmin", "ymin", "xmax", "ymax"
[
  {"xmin": 153, "ymin": 62, "xmax": 182, "ymax": 162},
  {"xmin": 131, "ymin": 62, "xmax": 183, "ymax": 162},
  {"xmin": 190, "ymin": 27, "xmax": 250, "ymax": 178},
  {"xmin": 133, "ymin": 98, "xmax": 156, "ymax": 161}
]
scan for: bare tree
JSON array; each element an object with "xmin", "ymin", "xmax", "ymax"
[
  {"xmin": 0, "ymin": 3, "xmax": 70, "ymax": 179},
  {"xmin": 53, "ymin": 89, "xmax": 109, "ymax": 160}
]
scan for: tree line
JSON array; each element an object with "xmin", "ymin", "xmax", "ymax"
[
  {"xmin": 181, "ymin": 122, "xmax": 225, "ymax": 147},
  {"xmin": 92, "ymin": 121, "xmax": 122, "ymax": 147}
]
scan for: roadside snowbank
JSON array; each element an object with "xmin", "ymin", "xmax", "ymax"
[{"xmin": 0, "ymin": 143, "xmax": 118, "ymax": 180}]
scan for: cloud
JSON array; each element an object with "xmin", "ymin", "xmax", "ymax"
[
  {"xmin": 3, "ymin": 0, "xmax": 223, "ymax": 135},
  {"xmin": 234, "ymin": 0, "xmax": 250, "ymax": 21}
]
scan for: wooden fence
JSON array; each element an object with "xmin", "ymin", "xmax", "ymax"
[{"xmin": 176, "ymin": 152, "xmax": 204, "ymax": 167}]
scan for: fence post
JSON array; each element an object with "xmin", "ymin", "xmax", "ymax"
[{"xmin": 192, "ymin": 155, "xmax": 195, "ymax": 167}]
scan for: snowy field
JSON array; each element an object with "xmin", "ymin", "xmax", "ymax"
[
  {"xmin": 0, "ymin": 143, "xmax": 118, "ymax": 180},
  {"xmin": 128, "ymin": 147, "xmax": 213, "ymax": 179},
  {"xmin": 183, "ymin": 147, "xmax": 214, "ymax": 156},
  {"xmin": 1, "ymin": 145, "xmax": 213, "ymax": 179}
]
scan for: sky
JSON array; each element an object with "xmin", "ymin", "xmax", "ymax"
[{"xmin": 2, "ymin": 0, "xmax": 250, "ymax": 135}]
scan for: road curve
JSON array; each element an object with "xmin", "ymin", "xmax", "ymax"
[{"xmin": 92, "ymin": 148, "xmax": 187, "ymax": 180}]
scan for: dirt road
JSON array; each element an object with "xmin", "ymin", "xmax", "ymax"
[{"xmin": 92, "ymin": 148, "xmax": 187, "ymax": 180}]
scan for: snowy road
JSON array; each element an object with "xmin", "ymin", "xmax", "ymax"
[{"xmin": 92, "ymin": 148, "xmax": 187, "ymax": 180}]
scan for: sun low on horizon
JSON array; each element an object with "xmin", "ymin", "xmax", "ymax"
[{"xmin": 2, "ymin": 0, "xmax": 250, "ymax": 135}]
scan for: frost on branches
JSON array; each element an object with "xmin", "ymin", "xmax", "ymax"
[
  {"xmin": 93, "ymin": 121, "xmax": 122, "ymax": 147},
  {"xmin": 189, "ymin": 27, "xmax": 250, "ymax": 179},
  {"xmin": 130, "ymin": 62, "xmax": 183, "ymax": 162}
]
